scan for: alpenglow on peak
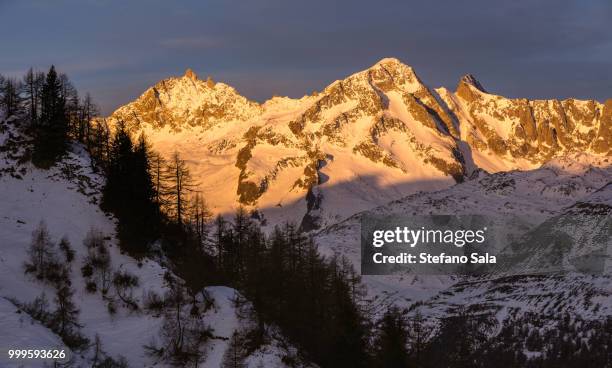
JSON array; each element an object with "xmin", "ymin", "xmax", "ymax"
[{"xmin": 184, "ymin": 68, "xmax": 198, "ymax": 80}]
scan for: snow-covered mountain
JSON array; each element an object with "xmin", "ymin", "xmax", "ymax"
[{"xmin": 105, "ymin": 58, "xmax": 611, "ymax": 230}]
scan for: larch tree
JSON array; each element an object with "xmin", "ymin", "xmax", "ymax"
[
  {"xmin": 78, "ymin": 92, "xmax": 98, "ymax": 144},
  {"xmin": 24, "ymin": 221, "xmax": 56, "ymax": 279},
  {"xmin": 150, "ymin": 151, "xmax": 169, "ymax": 213},
  {"xmin": 189, "ymin": 192, "xmax": 212, "ymax": 247},
  {"xmin": 22, "ymin": 68, "xmax": 45, "ymax": 124},
  {"xmin": 164, "ymin": 151, "xmax": 197, "ymax": 227},
  {"xmin": 0, "ymin": 76, "xmax": 23, "ymax": 118}
]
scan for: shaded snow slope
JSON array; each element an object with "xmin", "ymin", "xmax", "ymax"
[
  {"xmin": 0, "ymin": 297, "xmax": 67, "ymax": 368},
  {"xmin": 0, "ymin": 120, "xmax": 311, "ymax": 367}
]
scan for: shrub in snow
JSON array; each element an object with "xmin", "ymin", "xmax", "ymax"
[
  {"xmin": 24, "ymin": 221, "xmax": 59, "ymax": 280},
  {"xmin": 85, "ymin": 280, "xmax": 98, "ymax": 293},
  {"xmin": 50, "ymin": 280, "xmax": 89, "ymax": 350},
  {"xmin": 58, "ymin": 236, "xmax": 75, "ymax": 263},
  {"xmin": 82, "ymin": 227, "xmax": 112, "ymax": 294},
  {"xmin": 145, "ymin": 275, "xmax": 213, "ymax": 366},
  {"xmin": 107, "ymin": 299, "xmax": 117, "ymax": 316},
  {"xmin": 112, "ymin": 270, "xmax": 140, "ymax": 310},
  {"xmin": 23, "ymin": 292, "xmax": 52, "ymax": 324},
  {"xmin": 90, "ymin": 334, "xmax": 129, "ymax": 368},
  {"xmin": 143, "ymin": 290, "xmax": 165, "ymax": 315}
]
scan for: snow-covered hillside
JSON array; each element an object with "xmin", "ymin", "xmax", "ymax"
[
  {"xmin": 0, "ymin": 119, "xmax": 311, "ymax": 367},
  {"xmin": 406, "ymin": 182, "xmax": 612, "ymax": 326},
  {"xmin": 313, "ymin": 153, "xmax": 612, "ymax": 306},
  {"xmin": 103, "ymin": 57, "xmax": 611, "ymax": 231},
  {"xmin": 410, "ymin": 186, "xmax": 611, "ymax": 329}
]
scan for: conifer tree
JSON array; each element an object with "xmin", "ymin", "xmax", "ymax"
[
  {"xmin": 126, "ymin": 134, "xmax": 160, "ymax": 250},
  {"xmin": 82, "ymin": 228, "xmax": 112, "ymax": 294},
  {"xmin": 150, "ymin": 151, "xmax": 168, "ymax": 212},
  {"xmin": 51, "ymin": 279, "xmax": 88, "ymax": 349},
  {"xmin": 112, "ymin": 270, "xmax": 140, "ymax": 310},
  {"xmin": 209, "ymin": 220, "xmax": 370, "ymax": 368},
  {"xmin": 89, "ymin": 118, "xmax": 111, "ymax": 171},
  {"xmin": 425, "ymin": 308, "xmax": 495, "ymax": 368},
  {"xmin": 213, "ymin": 215, "xmax": 227, "ymax": 270},
  {"xmin": 102, "ymin": 124, "xmax": 160, "ymax": 253},
  {"xmin": 147, "ymin": 273, "xmax": 212, "ymax": 366},
  {"xmin": 164, "ymin": 151, "xmax": 196, "ymax": 227},
  {"xmin": 407, "ymin": 310, "xmax": 427, "ymax": 367},
  {"xmin": 59, "ymin": 73, "xmax": 80, "ymax": 137},
  {"xmin": 373, "ymin": 306, "xmax": 410, "ymax": 368},
  {"xmin": 52, "ymin": 281, "xmax": 80, "ymax": 337},
  {"xmin": 33, "ymin": 65, "xmax": 69, "ymax": 167}
]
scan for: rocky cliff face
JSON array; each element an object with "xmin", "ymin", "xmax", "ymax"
[
  {"xmin": 104, "ymin": 58, "xmax": 610, "ymax": 229},
  {"xmin": 444, "ymin": 74, "xmax": 611, "ymax": 162}
]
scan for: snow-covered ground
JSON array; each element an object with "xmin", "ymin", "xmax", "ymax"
[{"xmin": 0, "ymin": 144, "xmax": 165, "ymax": 366}]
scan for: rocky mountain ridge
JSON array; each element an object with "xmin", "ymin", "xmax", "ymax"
[{"xmin": 104, "ymin": 58, "xmax": 611, "ymax": 229}]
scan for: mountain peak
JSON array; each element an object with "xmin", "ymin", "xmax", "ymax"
[
  {"xmin": 459, "ymin": 74, "xmax": 486, "ymax": 93},
  {"xmin": 360, "ymin": 57, "xmax": 425, "ymax": 94},
  {"xmin": 372, "ymin": 57, "xmax": 415, "ymax": 73},
  {"xmin": 108, "ymin": 68, "xmax": 261, "ymax": 130},
  {"xmin": 374, "ymin": 57, "xmax": 403, "ymax": 66},
  {"xmin": 184, "ymin": 68, "xmax": 198, "ymax": 80}
]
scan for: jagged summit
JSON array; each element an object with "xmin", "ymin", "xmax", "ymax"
[
  {"xmin": 459, "ymin": 73, "xmax": 486, "ymax": 93},
  {"xmin": 367, "ymin": 57, "xmax": 422, "ymax": 89},
  {"xmin": 184, "ymin": 68, "xmax": 198, "ymax": 80},
  {"xmin": 108, "ymin": 68, "xmax": 261, "ymax": 131},
  {"xmin": 375, "ymin": 57, "xmax": 403, "ymax": 64},
  {"xmin": 372, "ymin": 57, "xmax": 412, "ymax": 71}
]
